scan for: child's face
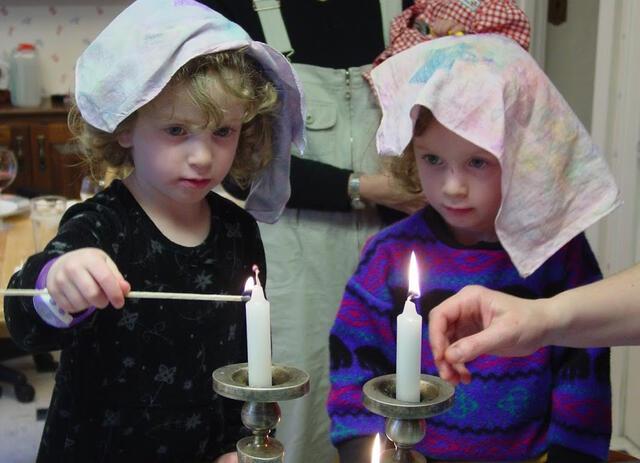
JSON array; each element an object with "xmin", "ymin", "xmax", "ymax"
[
  {"xmin": 117, "ymin": 83, "xmax": 244, "ymax": 210},
  {"xmin": 413, "ymin": 118, "xmax": 502, "ymax": 245}
]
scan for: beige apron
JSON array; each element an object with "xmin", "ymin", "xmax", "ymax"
[
  {"xmin": 255, "ymin": 3, "xmax": 551, "ymax": 463},
  {"xmin": 255, "ymin": 2, "xmax": 400, "ymax": 462}
]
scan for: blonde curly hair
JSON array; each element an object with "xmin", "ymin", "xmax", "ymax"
[
  {"xmin": 389, "ymin": 107, "xmax": 433, "ymax": 194},
  {"xmin": 69, "ymin": 48, "xmax": 279, "ymax": 188}
]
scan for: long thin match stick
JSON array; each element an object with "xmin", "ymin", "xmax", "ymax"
[{"xmin": 0, "ymin": 288, "xmax": 249, "ymax": 303}]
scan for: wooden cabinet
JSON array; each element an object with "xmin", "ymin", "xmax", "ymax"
[{"xmin": 0, "ymin": 102, "xmax": 85, "ymax": 198}]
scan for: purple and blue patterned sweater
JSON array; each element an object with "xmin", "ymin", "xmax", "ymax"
[{"xmin": 328, "ymin": 207, "xmax": 611, "ymax": 462}]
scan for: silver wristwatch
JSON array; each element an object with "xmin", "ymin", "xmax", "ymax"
[{"xmin": 348, "ymin": 172, "xmax": 366, "ymax": 210}]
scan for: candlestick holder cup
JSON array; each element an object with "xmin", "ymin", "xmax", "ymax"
[
  {"xmin": 213, "ymin": 363, "xmax": 310, "ymax": 463},
  {"xmin": 363, "ymin": 374, "xmax": 455, "ymax": 463}
]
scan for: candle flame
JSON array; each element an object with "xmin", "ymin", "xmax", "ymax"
[
  {"xmin": 244, "ymin": 277, "xmax": 255, "ymax": 293},
  {"xmin": 408, "ymin": 251, "xmax": 420, "ymax": 298},
  {"xmin": 371, "ymin": 433, "xmax": 381, "ymax": 463}
]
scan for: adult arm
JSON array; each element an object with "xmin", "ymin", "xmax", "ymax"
[
  {"xmin": 290, "ymin": 156, "xmax": 425, "ymax": 214},
  {"xmin": 203, "ymin": 0, "xmax": 425, "ymax": 215},
  {"xmin": 429, "ymin": 262, "xmax": 640, "ymax": 384},
  {"xmin": 544, "ymin": 236, "xmax": 610, "ymax": 462}
]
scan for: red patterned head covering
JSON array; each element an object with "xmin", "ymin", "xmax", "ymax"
[{"xmin": 372, "ymin": 0, "xmax": 530, "ymax": 71}]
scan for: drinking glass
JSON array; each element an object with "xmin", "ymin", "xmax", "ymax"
[
  {"xmin": 30, "ymin": 195, "xmax": 67, "ymax": 252},
  {"xmin": 0, "ymin": 148, "xmax": 18, "ymax": 230},
  {"xmin": 79, "ymin": 175, "xmax": 105, "ymax": 201}
]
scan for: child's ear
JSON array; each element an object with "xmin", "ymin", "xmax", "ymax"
[{"xmin": 117, "ymin": 130, "xmax": 133, "ymax": 148}]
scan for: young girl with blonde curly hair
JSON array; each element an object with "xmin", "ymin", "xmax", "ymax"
[{"xmin": 4, "ymin": 1, "xmax": 303, "ymax": 461}]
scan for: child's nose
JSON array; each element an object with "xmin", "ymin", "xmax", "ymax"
[
  {"xmin": 188, "ymin": 141, "xmax": 214, "ymax": 167},
  {"xmin": 443, "ymin": 171, "xmax": 468, "ymax": 197}
]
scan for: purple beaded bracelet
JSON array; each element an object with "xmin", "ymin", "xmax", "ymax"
[{"xmin": 32, "ymin": 257, "xmax": 96, "ymax": 328}]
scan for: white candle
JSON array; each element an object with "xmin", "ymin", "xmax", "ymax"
[
  {"xmin": 371, "ymin": 433, "xmax": 381, "ymax": 463},
  {"xmin": 244, "ymin": 274, "xmax": 272, "ymax": 387},
  {"xmin": 395, "ymin": 251, "xmax": 422, "ymax": 402}
]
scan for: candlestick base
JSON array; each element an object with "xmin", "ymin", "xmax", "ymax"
[
  {"xmin": 363, "ymin": 374, "xmax": 455, "ymax": 463},
  {"xmin": 213, "ymin": 363, "xmax": 310, "ymax": 463}
]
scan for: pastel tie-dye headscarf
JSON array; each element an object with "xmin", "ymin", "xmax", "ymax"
[
  {"xmin": 75, "ymin": 0, "xmax": 305, "ymax": 224},
  {"xmin": 370, "ymin": 34, "xmax": 619, "ymax": 276}
]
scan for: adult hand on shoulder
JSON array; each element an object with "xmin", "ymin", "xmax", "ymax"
[
  {"xmin": 47, "ymin": 248, "xmax": 130, "ymax": 313},
  {"xmin": 428, "ymin": 285, "xmax": 550, "ymax": 385},
  {"xmin": 359, "ymin": 173, "xmax": 427, "ymax": 215},
  {"xmin": 214, "ymin": 452, "xmax": 238, "ymax": 463}
]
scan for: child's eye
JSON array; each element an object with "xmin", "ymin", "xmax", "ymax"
[
  {"xmin": 468, "ymin": 158, "xmax": 488, "ymax": 169},
  {"xmin": 213, "ymin": 126, "xmax": 233, "ymax": 137},
  {"xmin": 165, "ymin": 126, "xmax": 186, "ymax": 137},
  {"xmin": 422, "ymin": 154, "xmax": 443, "ymax": 166}
]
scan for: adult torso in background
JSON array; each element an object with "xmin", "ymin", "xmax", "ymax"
[{"xmin": 203, "ymin": 0, "xmax": 387, "ymax": 68}]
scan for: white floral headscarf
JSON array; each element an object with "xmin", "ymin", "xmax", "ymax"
[
  {"xmin": 75, "ymin": 0, "xmax": 305, "ymax": 223},
  {"xmin": 370, "ymin": 34, "xmax": 619, "ymax": 276}
]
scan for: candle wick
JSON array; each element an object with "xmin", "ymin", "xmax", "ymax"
[{"xmin": 252, "ymin": 264, "xmax": 261, "ymax": 287}]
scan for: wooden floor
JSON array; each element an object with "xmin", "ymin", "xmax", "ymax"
[{"xmin": 609, "ymin": 450, "xmax": 640, "ymax": 462}]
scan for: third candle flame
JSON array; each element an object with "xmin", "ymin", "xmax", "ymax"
[{"xmin": 371, "ymin": 433, "xmax": 381, "ymax": 463}]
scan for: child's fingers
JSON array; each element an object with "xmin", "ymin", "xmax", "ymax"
[
  {"xmin": 119, "ymin": 279, "xmax": 131, "ymax": 295},
  {"xmin": 104, "ymin": 256, "xmax": 126, "ymax": 283},
  {"xmin": 104, "ymin": 256, "xmax": 130, "ymax": 306},
  {"xmin": 51, "ymin": 279, "xmax": 94, "ymax": 313},
  {"xmin": 90, "ymin": 259, "xmax": 127, "ymax": 309},
  {"xmin": 47, "ymin": 264, "xmax": 94, "ymax": 312}
]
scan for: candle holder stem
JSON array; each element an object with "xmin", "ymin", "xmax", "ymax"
[
  {"xmin": 237, "ymin": 401, "xmax": 283, "ymax": 462},
  {"xmin": 363, "ymin": 374, "xmax": 455, "ymax": 463},
  {"xmin": 382, "ymin": 418, "xmax": 426, "ymax": 463},
  {"xmin": 213, "ymin": 363, "xmax": 310, "ymax": 463}
]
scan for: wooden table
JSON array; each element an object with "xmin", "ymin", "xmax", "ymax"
[{"xmin": 0, "ymin": 213, "xmax": 36, "ymax": 337}]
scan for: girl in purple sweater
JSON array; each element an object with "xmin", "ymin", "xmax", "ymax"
[{"xmin": 328, "ymin": 35, "xmax": 619, "ymax": 462}]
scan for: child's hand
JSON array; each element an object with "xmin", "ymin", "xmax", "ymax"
[
  {"xmin": 47, "ymin": 248, "xmax": 130, "ymax": 313},
  {"xmin": 213, "ymin": 452, "xmax": 238, "ymax": 463}
]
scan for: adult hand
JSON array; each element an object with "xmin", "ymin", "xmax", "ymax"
[
  {"xmin": 47, "ymin": 248, "xmax": 130, "ymax": 313},
  {"xmin": 359, "ymin": 173, "xmax": 427, "ymax": 215},
  {"xmin": 428, "ymin": 285, "xmax": 551, "ymax": 385},
  {"xmin": 214, "ymin": 452, "xmax": 238, "ymax": 463}
]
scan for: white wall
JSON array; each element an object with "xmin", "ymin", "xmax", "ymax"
[
  {"xmin": 545, "ymin": 0, "xmax": 599, "ymax": 131},
  {"xmin": 0, "ymin": 3, "xmax": 129, "ymax": 96},
  {"xmin": 589, "ymin": 0, "xmax": 640, "ymax": 456}
]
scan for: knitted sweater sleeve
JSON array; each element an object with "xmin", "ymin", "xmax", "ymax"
[
  {"xmin": 547, "ymin": 233, "xmax": 612, "ymax": 463},
  {"xmin": 327, "ymin": 237, "xmax": 399, "ymax": 446}
]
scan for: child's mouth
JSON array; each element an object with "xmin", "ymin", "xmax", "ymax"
[
  {"xmin": 444, "ymin": 206, "xmax": 473, "ymax": 215},
  {"xmin": 180, "ymin": 178, "xmax": 211, "ymax": 189}
]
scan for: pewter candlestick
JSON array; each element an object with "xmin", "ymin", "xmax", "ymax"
[
  {"xmin": 363, "ymin": 373, "xmax": 455, "ymax": 463},
  {"xmin": 213, "ymin": 363, "xmax": 310, "ymax": 463}
]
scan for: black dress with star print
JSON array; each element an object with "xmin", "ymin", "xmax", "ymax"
[{"xmin": 4, "ymin": 180, "xmax": 265, "ymax": 462}]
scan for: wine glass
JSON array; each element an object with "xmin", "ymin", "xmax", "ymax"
[
  {"xmin": 79, "ymin": 175, "xmax": 105, "ymax": 201},
  {"xmin": 0, "ymin": 148, "xmax": 18, "ymax": 230}
]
